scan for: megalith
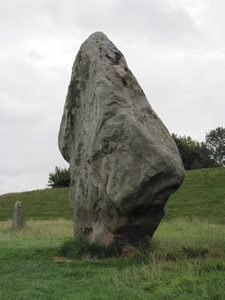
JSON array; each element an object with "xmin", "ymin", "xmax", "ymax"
[
  {"xmin": 58, "ymin": 32, "xmax": 185, "ymax": 249},
  {"xmin": 12, "ymin": 201, "xmax": 26, "ymax": 230}
]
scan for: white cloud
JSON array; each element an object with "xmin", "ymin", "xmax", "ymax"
[{"xmin": 0, "ymin": 172, "xmax": 50, "ymax": 195}]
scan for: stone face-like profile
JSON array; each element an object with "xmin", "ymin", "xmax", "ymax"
[
  {"xmin": 12, "ymin": 201, "xmax": 26, "ymax": 230},
  {"xmin": 58, "ymin": 32, "xmax": 185, "ymax": 249}
]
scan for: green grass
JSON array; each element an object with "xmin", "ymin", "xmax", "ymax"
[
  {"xmin": 165, "ymin": 167, "xmax": 225, "ymax": 223},
  {"xmin": 0, "ymin": 219, "xmax": 224, "ymax": 299},
  {"xmin": 1, "ymin": 168, "xmax": 224, "ymax": 223},
  {"xmin": 0, "ymin": 167, "xmax": 225, "ymax": 299},
  {"xmin": 0, "ymin": 187, "xmax": 71, "ymax": 221}
]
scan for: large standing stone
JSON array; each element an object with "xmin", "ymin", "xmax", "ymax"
[
  {"xmin": 12, "ymin": 201, "xmax": 26, "ymax": 230},
  {"xmin": 58, "ymin": 32, "xmax": 185, "ymax": 249}
]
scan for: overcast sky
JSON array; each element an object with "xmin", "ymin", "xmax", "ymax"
[{"xmin": 0, "ymin": 0, "xmax": 224, "ymax": 195}]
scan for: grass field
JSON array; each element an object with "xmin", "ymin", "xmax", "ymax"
[
  {"xmin": 0, "ymin": 187, "xmax": 71, "ymax": 221},
  {"xmin": 0, "ymin": 167, "xmax": 225, "ymax": 299},
  {"xmin": 0, "ymin": 168, "xmax": 224, "ymax": 223},
  {"xmin": 165, "ymin": 168, "xmax": 225, "ymax": 224},
  {"xmin": 0, "ymin": 218, "xmax": 224, "ymax": 300}
]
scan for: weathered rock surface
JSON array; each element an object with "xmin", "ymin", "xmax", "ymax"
[
  {"xmin": 58, "ymin": 32, "xmax": 185, "ymax": 249},
  {"xmin": 12, "ymin": 201, "xmax": 25, "ymax": 230}
]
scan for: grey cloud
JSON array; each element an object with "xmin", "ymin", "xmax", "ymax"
[{"xmin": 0, "ymin": 0, "xmax": 198, "ymax": 45}]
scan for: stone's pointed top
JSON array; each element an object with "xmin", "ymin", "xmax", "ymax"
[
  {"xmin": 81, "ymin": 31, "xmax": 111, "ymax": 49},
  {"xmin": 78, "ymin": 31, "xmax": 124, "ymax": 66},
  {"xmin": 88, "ymin": 31, "xmax": 108, "ymax": 39}
]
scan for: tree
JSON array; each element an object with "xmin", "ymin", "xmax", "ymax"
[
  {"xmin": 205, "ymin": 127, "xmax": 225, "ymax": 167},
  {"xmin": 172, "ymin": 133, "xmax": 217, "ymax": 170},
  {"xmin": 48, "ymin": 166, "xmax": 70, "ymax": 188},
  {"xmin": 172, "ymin": 134, "xmax": 200, "ymax": 170}
]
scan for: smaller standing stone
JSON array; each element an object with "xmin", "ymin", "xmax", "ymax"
[{"xmin": 12, "ymin": 201, "xmax": 26, "ymax": 230}]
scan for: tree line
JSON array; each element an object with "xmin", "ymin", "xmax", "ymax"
[
  {"xmin": 48, "ymin": 127, "xmax": 225, "ymax": 188},
  {"xmin": 172, "ymin": 127, "xmax": 224, "ymax": 170}
]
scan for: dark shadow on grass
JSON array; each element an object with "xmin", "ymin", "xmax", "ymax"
[
  {"xmin": 59, "ymin": 239, "xmax": 122, "ymax": 260},
  {"xmin": 58, "ymin": 238, "xmax": 159, "ymax": 262}
]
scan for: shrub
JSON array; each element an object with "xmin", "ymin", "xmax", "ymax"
[{"xmin": 48, "ymin": 166, "xmax": 70, "ymax": 188}]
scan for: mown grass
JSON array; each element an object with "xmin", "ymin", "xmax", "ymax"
[
  {"xmin": 0, "ymin": 168, "xmax": 224, "ymax": 223},
  {"xmin": 0, "ymin": 219, "xmax": 224, "ymax": 299},
  {"xmin": 165, "ymin": 168, "xmax": 225, "ymax": 223},
  {"xmin": 0, "ymin": 187, "xmax": 71, "ymax": 221}
]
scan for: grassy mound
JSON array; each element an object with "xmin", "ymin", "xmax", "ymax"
[
  {"xmin": 0, "ymin": 188, "xmax": 71, "ymax": 221},
  {"xmin": 165, "ymin": 167, "xmax": 225, "ymax": 223},
  {"xmin": 0, "ymin": 167, "xmax": 224, "ymax": 223}
]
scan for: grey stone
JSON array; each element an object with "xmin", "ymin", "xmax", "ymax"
[
  {"xmin": 58, "ymin": 32, "xmax": 185, "ymax": 249},
  {"xmin": 12, "ymin": 201, "xmax": 26, "ymax": 230}
]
